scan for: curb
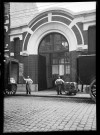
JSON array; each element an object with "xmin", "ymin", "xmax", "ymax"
[{"xmin": 12, "ymin": 93, "xmax": 91, "ymax": 100}]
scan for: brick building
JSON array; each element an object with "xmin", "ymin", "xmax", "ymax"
[{"xmin": 4, "ymin": 3, "xmax": 96, "ymax": 91}]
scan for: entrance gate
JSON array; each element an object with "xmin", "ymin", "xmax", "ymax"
[{"xmin": 38, "ymin": 32, "xmax": 70, "ymax": 90}]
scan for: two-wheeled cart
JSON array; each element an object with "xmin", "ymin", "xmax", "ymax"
[{"xmin": 4, "ymin": 56, "xmax": 19, "ymax": 95}]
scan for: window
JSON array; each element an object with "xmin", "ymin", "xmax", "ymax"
[
  {"xmin": 45, "ymin": 34, "xmax": 50, "ymax": 43},
  {"xmin": 39, "ymin": 32, "xmax": 69, "ymax": 53},
  {"xmin": 59, "ymin": 58, "xmax": 64, "ymax": 64},
  {"xmin": 59, "ymin": 65, "xmax": 64, "ymax": 75},
  {"xmin": 52, "ymin": 65, "xmax": 59, "ymax": 74},
  {"xmin": 39, "ymin": 33, "xmax": 70, "ymax": 77},
  {"xmin": 66, "ymin": 65, "xmax": 70, "ymax": 74},
  {"xmin": 52, "ymin": 52, "xmax": 70, "ymax": 76},
  {"xmin": 53, "ymin": 59, "xmax": 58, "ymax": 64}
]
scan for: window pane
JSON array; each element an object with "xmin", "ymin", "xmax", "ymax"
[
  {"xmin": 45, "ymin": 34, "xmax": 50, "ymax": 43},
  {"xmin": 66, "ymin": 65, "xmax": 70, "ymax": 74},
  {"xmin": 54, "ymin": 44, "xmax": 61, "ymax": 51},
  {"xmin": 59, "ymin": 65, "xmax": 64, "ymax": 75},
  {"xmin": 39, "ymin": 32, "xmax": 69, "ymax": 53},
  {"xmin": 41, "ymin": 40, "xmax": 45, "ymax": 47},
  {"xmin": 53, "ymin": 59, "xmax": 58, "ymax": 64},
  {"xmin": 52, "ymin": 53, "xmax": 58, "ymax": 58},
  {"xmin": 59, "ymin": 58, "xmax": 64, "ymax": 64},
  {"xmin": 52, "ymin": 65, "xmax": 58, "ymax": 74},
  {"xmin": 65, "ymin": 53, "xmax": 70, "ymax": 63},
  {"xmin": 54, "ymin": 34, "xmax": 61, "ymax": 44}
]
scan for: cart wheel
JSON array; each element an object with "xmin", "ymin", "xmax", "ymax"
[
  {"xmin": 89, "ymin": 79, "xmax": 96, "ymax": 102},
  {"xmin": 74, "ymin": 93, "xmax": 76, "ymax": 95},
  {"xmin": 69, "ymin": 92, "xmax": 71, "ymax": 95},
  {"xmin": 5, "ymin": 84, "xmax": 17, "ymax": 95},
  {"xmin": 11, "ymin": 84, "xmax": 17, "ymax": 95}
]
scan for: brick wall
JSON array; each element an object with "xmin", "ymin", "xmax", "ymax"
[
  {"xmin": 88, "ymin": 26, "xmax": 96, "ymax": 52},
  {"xmin": 23, "ymin": 55, "xmax": 38, "ymax": 84},
  {"xmin": 70, "ymin": 51, "xmax": 81, "ymax": 82}
]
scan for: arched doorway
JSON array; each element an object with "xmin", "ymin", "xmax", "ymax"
[{"xmin": 38, "ymin": 32, "xmax": 70, "ymax": 90}]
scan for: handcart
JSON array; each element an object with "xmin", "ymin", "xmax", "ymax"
[{"xmin": 64, "ymin": 82, "xmax": 77, "ymax": 95}]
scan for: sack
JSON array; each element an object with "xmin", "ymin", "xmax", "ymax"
[{"xmin": 56, "ymin": 81, "xmax": 62, "ymax": 85}]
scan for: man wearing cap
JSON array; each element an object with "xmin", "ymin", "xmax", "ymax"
[{"xmin": 23, "ymin": 76, "xmax": 33, "ymax": 95}]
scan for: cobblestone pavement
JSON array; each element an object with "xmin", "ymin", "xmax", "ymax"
[{"xmin": 4, "ymin": 96, "xmax": 96, "ymax": 133}]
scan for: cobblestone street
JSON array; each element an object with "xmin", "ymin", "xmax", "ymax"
[{"xmin": 4, "ymin": 96, "xmax": 96, "ymax": 133}]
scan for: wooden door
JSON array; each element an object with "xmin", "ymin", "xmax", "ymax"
[{"xmin": 38, "ymin": 55, "xmax": 47, "ymax": 90}]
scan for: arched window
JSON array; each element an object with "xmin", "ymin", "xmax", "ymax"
[{"xmin": 39, "ymin": 32, "xmax": 69, "ymax": 53}]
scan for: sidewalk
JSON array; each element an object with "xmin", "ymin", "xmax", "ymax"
[{"xmin": 15, "ymin": 89, "xmax": 91, "ymax": 99}]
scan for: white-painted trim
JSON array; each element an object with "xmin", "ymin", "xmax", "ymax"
[
  {"xmin": 48, "ymin": 12, "xmax": 52, "ymax": 22},
  {"xmin": 21, "ymin": 50, "xmax": 29, "ymax": 56},
  {"xmin": 20, "ymin": 52, "xmax": 23, "ymax": 55},
  {"xmin": 27, "ymin": 21, "xmax": 77, "ymax": 55},
  {"xmin": 5, "ymin": 44, "xmax": 8, "ymax": 47},
  {"xmin": 30, "ymin": 16, "xmax": 48, "ymax": 29},
  {"xmin": 30, "ymin": 14, "xmax": 72, "ymax": 30},
  {"xmin": 23, "ymin": 10, "xmax": 95, "ymax": 54},
  {"xmin": 10, "ymin": 26, "xmax": 28, "ymax": 36},
  {"xmin": 75, "ymin": 24, "xmax": 84, "ymax": 45},
  {"xmin": 10, "ymin": 52, "xmax": 14, "ymax": 56},
  {"xmin": 30, "ymin": 14, "xmax": 73, "ymax": 31},
  {"xmin": 53, "ymin": 15, "xmax": 84, "ymax": 45},
  {"xmin": 23, "ymin": 21, "xmax": 76, "ymax": 52},
  {"xmin": 76, "ymin": 44, "xmax": 88, "ymax": 50},
  {"xmin": 26, "ymin": 27, "xmax": 33, "ymax": 35},
  {"xmin": 22, "ymin": 32, "xmax": 28, "ymax": 51},
  {"xmin": 10, "ymin": 34, "xmax": 23, "ymax": 41},
  {"xmin": 4, "ymin": 20, "xmax": 9, "ymax": 24},
  {"xmin": 4, "ymin": 50, "xmax": 9, "ymax": 52},
  {"xmin": 83, "ymin": 22, "xmax": 96, "ymax": 30},
  {"xmin": 69, "ymin": 17, "xmax": 84, "ymax": 28},
  {"xmin": 31, "ymin": 21, "xmax": 76, "ymax": 42},
  {"xmin": 68, "ymin": 17, "xmax": 84, "ymax": 45},
  {"xmin": 4, "ymin": 26, "xmax": 8, "ymax": 32},
  {"xmin": 82, "ymin": 14, "xmax": 96, "ymax": 23},
  {"xmin": 10, "ymin": 32, "xmax": 23, "ymax": 36}
]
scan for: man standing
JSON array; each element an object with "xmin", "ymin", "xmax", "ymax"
[
  {"xmin": 55, "ymin": 76, "xmax": 64, "ymax": 95},
  {"xmin": 23, "ymin": 76, "xmax": 33, "ymax": 95}
]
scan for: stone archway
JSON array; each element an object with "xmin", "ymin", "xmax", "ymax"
[
  {"xmin": 38, "ymin": 32, "xmax": 70, "ymax": 89},
  {"xmin": 25, "ymin": 21, "xmax": 78, "ymax": 90},
  {"xmin": 27, "ymin": 21, "xmax": 77, "ymax": 55}
]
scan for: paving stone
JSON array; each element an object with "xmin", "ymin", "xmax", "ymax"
[
  {"xmin": 69, "ymin": 127, "xmax": 77, "ymax": 130},
  {"xmin": 4, "ymin": 96, "xmax": 96, "ymax": 132},
  {"xmin": 76, "ymin": 127, "xmax": 84, "ymax": 130}
]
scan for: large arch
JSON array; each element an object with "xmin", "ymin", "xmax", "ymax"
[{"xmin": 27, "ymin": 21, "xmax": 77, "ymax": 54}]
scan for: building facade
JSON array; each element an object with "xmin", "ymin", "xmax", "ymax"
[
  {"xmin": 5, "ymin": 3, "xmax": 96, "ymax": 91},
  {"xmin": 4, "ymin": 2, "xmax": 10, "ymax": 57}
]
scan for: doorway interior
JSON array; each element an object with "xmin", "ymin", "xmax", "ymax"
[{"xmin": 38, "ymin": 32, "xmax": 70, "ymax": 90}]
